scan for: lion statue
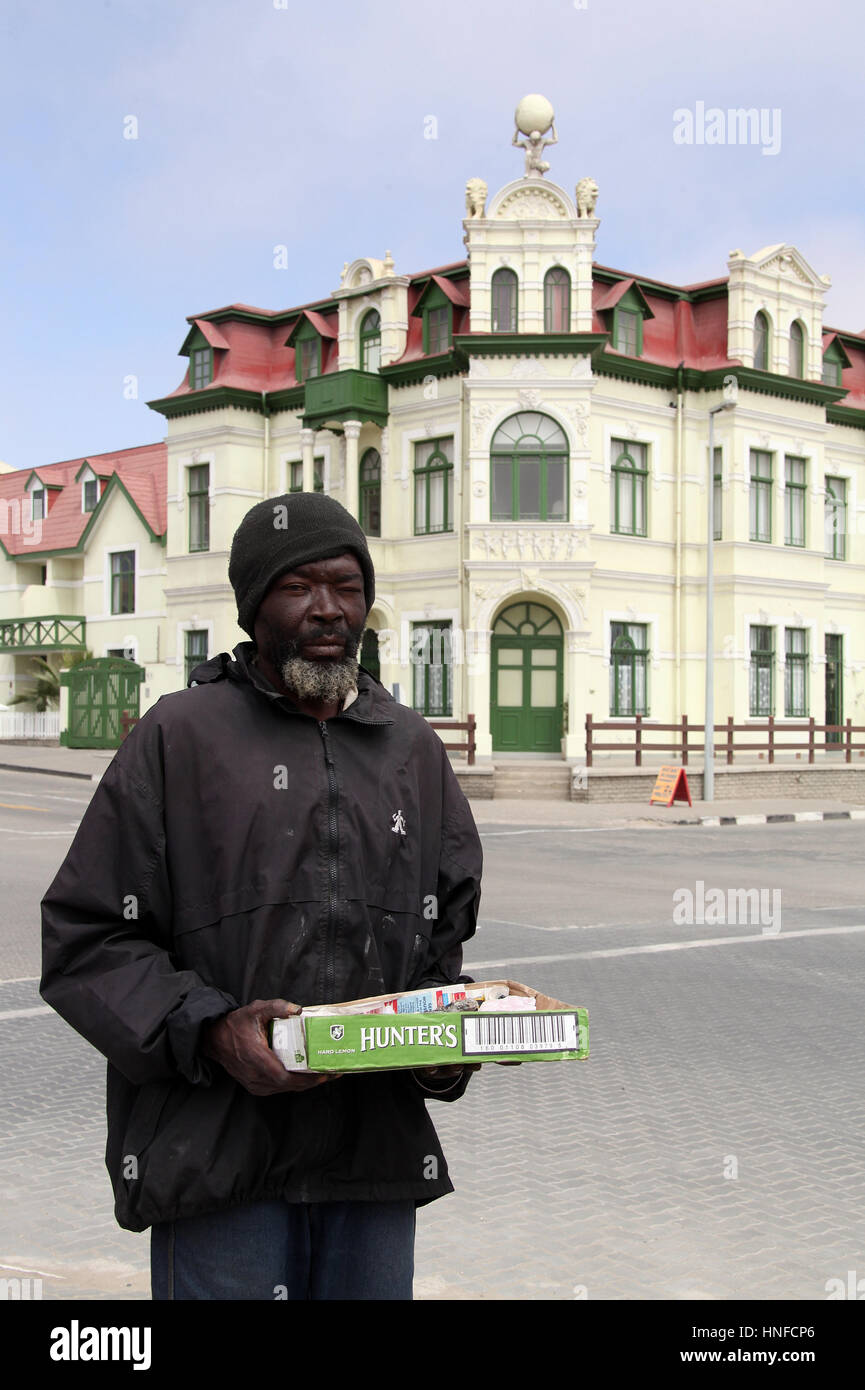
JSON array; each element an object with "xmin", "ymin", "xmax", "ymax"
[
  {"xmin": 575, "ymin": 177, "xmax": 599, "ymax": 218},
  {"xmin": 465, "ymin": 177, "xmax": 488, "ymax": 220}
]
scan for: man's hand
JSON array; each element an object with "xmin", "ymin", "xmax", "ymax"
[
  {"xmin": 422, "ymin": 1064, "xmax": 482, "ymax": 1080},
  {"xmin": 200, "ymin": 998, "xmax": 333, "ymax": 1096}
]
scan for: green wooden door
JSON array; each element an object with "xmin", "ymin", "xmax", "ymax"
[
  {"xmin": 61, "ymin": 658, "xmax": 144, "ymax": 748},
  {"xmin": 491, "ymin": 602, "xmax": 563, "ymax": 752},
  {"xmin": 825, "ymin": 635, "xmax": 843, "ymax": 744}
]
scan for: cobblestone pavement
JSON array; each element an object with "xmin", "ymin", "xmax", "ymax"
[{"xmin": 1, "ymin": 773, "xmax": 863, "ymax": 1300}]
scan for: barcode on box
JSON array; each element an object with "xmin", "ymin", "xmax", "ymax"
[{"xmin": 461, "ymin": 1011, "xmax": 580, "ymax": 1055}]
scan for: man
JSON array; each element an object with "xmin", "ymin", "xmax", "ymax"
[{"xmin": 40, "ymin": 492, "xmax": 483, "ymax": 1300}]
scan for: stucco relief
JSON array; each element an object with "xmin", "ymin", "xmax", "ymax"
[
  {"xmin": 472, "ymin": 481, "xmax": 487, "ymax": 497},
  {"xmin": 469, "ymin": 358, "xmax": 492, "ymax": 378},
  {"xmin": 494, "ymin": 186, "xmax": 570, "ymax": 220},
  {"xmin": 472, "ymin": 527, "xmax": 587, "ymax": 560},
  {"xmin": 569, "ymin": 358, "xmax": 592, "ymax": 379},
  {"xmin": 471, "ymin": 402, "xmax": 496, "ymax": 447},
  {"xmin": 509, "ymin": 358, "xmax": 548, "ymax": 380},
  {"xmin": 517, "ymin": 388, "xmax": 544, "ymax": 410}
]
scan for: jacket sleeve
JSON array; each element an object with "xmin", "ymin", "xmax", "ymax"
[
  {"xmin": 412, "ymin": 740, "xmax": 483, "ymax": 1104},
  {"xmin": 40, "ymin": 706, "xmax": 238, "ymax": 1088}
]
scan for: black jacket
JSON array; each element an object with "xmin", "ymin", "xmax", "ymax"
[{"xmin": 40, "ymin": 642, "xmax": 482, "ymax": 1232}]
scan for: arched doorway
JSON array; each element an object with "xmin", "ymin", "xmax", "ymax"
[{"xmin": 491, "ymin": 601, "xmax": 563, "ymax": 752}]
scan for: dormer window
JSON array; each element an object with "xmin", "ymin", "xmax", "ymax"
[
  {"xmin": 359, "ymin": 310, "xmax": 381, "ymax": 372},
  {"xmin": 31, "ymin": 488, "xmax": 45, "ymax": 521},
  {"xmin": 191, "ymin": 346, "xmax": 213, "ymax": 389},
  {"xmin": 821, "ymin": 336, "xmax": 848, "ymax": 388},
  {"xmin": 294, "ymin": 322, "xmax": 321, "ymax": 383},
  {"xmin": 83, "ymin": 478, "xmax": 98, "ymax": 512},
  {"xmin": 614, "ymin": 308, "xmax": 640, "ymax": 354},
  {"xmin": 426, "ymin": 305, "xmax": 450, "ymax": 355},
  {"xmin": 754, "ymin": 312, "xmax": 770, "ymax": 370},
  {"xmin": 596, "ymin": 279, "xmax": 652, "ymax": 358}
]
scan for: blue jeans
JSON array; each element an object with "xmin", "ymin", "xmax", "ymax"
[{"xmin": 150, "ymin": 1199, "xmax": 416, "ymax": 1300}]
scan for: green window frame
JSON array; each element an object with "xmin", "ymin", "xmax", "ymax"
[
  {"xmin": 359, "ymin": 310, "xmax": 381, "ymax": 372},
  {"xmin": 544, "ymin": 267, "xmax": 571, "ymax": 333},
  {"xmin": 188, "ymin": 463, "xmax": 210, "ymax": 552},
  {"xmin": 83, "ymin": 477, "xmax": 98, "ymax": 512},
  {"xmin": 754, "ymin": 312, "xmax": 770, "ymax": 370},
  {"xmin": 185, "ymin": 629, "xmax": 209, "ymax": 686},
  {"xmin": 613, "ymin": 307, "xmax": 640, "ymax": 355},
  {"xmin": 191, "ymin": 347, "xmax": 213, "ymax": 390},
  {"xmin": 414, "ymin": 437, "xmax": 454, "ymax": 534},
  {"xmin": 713, "ymin": 446, "xmax": 723, "ymax": 541},
  {"xmin": 825, "ymin": 477, "xmax": 846, "ymax": 560},
  {"xmin": 110, "ymin": 551, "xmax": 135, "ymax": 616},
  {"xmin": 490, "ymin": 412, "xmax": 568, "ymax": 521},
  {"xmin": 789, "ymin": 321, "xmax": 805, "ymax": 377},
  {"xmin": 411, "ymin": 620, "xmax": 452, "ymax": 717},
  {"xmin": 424, "ymin": 304, "xmax": 451, "ymax": 356},
  {"xmin": 611, "ymin": 439, "xmax": 648, "ymax": 536},
  {"xmin": 360, "ymin": 448, "xmax": 381, "ymax": 536},
  {"xmin": 610, "ymin": 622, "xmax": 649, "ymax": 716},
  {"xmin": 749, "ymin": 625, "xmax": 774, "ymax": 716},
  {"xmin": 822, "ymin": 358, "xmax": 842, "ymax": 387},
  {"xmin": 784, "ymin": 456, "xmax": 806, "ymax": 548},
  {"xmin": 784, "ymin": 628, "xmax": 808, "ymax": 717},
  {"xmin": 294, "ymin": 322, "xmax": 321, "ymax": 383},
  {"xmin": 288, "ymin": 458, "xmax": 324, "ymax": 493},
  {"xmin": 825, "ymin": 633, "xmax": 843, "ymax": 742},
  {"xmin": 821, "ymin": 339, "xmax": 846, "ymax": 388},
  {"xmin": 491, "ymin": 268, "xmax": 518, "ymax": 333},
  {"xmin": 749, "ymin": 450, "xmax": 773, "ymax": 542},
  {"xmin": 31, "ymin": 489, "xmax": 45, "ymax": 522}
]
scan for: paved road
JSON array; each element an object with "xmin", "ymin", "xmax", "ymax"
[{"xmin": 1, "ymin": 769, "xmax": 863, "ymax": 1299}]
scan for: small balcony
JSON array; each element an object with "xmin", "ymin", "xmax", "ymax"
[
  {"xmin": 303, "ymin": 370, "xmax": 388, "ymax": 428},
  {"xmin": 0, "ymin": 615, "xmax": 86, "ymax": 653}
]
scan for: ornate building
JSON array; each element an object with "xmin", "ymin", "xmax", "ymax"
[{"xmin": 2, "ymin": 98, "xmax": 864, "ymax": 760}]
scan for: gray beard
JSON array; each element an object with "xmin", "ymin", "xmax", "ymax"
[{"xmin": 280, "ymin": 653, "xmax": 359, "ymax": 705}]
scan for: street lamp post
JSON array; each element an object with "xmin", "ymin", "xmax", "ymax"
[{"xmin": 705, "ymin": 400, "xmax": 736, "ymax": 802}]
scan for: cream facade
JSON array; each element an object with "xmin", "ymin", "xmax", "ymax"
[{"xmin": 2, "ymin": 155, "xmax": 863, "ymax": 760}]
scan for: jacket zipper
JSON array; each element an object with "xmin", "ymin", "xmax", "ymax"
[{"xmin": 317, "ymin": 721, "xmax": 340, "ymax": 1002}]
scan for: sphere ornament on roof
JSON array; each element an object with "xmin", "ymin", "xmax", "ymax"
[{"xmin": 513, "ymin": 95, "xmax": 557, "ymax": 177}]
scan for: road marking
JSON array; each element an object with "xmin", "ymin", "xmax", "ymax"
[
  {"xmin": 0, "ymin": 801, "xmax": 52, "ymax": 813},
  {"xmin": 480, "ymin": 827, "xmax": 623, "ymax": 837},
  {"xmin": 480, "ymin": 916, "xmax": 655, "ymax": 933},
  {"xmin": 0, "ymin": 1005, "xmax": 53, "ymax": 1022},
  {"xmin": 0, "ymin": 1261, "xmax": 64, "ymax": 1280},
  {"xmin": 0, "ymin": 976, "xmax": 40, "ymax": 985},
  {"xmin": 0, "ymin": 826, "xmax": 80, "ymax": 836},
  {"xmin": 465, "ymin": 923, "xmax": 865, "ymax": 970},
  {"xmin": 0, "ymin": 786, "xmax": 90, "ymax": 805}
]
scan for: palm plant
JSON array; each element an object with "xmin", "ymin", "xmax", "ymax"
[{"xmin": 8, "ymin": 650, "xmax": 94, "ymax": 711}]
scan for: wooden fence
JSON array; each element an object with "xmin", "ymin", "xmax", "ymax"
[
  {"xmin": 429, "ymin": 713, "xmax": 476, "ymax": 766},
  {"xmin": 585, "ymin": 713, "xmax": 865, "ymax": 766}
]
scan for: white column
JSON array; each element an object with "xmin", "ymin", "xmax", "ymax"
[
  {"xmin": 467, "ymin": 629, "xmax": 492, "ymax": 760},
  {"xmin": 344, "ymin": 420, "xmax": 362, "ymax": 520},
  {"xmin": 300, "ymin": 428, "xmax": 316, "ymax": 493}
]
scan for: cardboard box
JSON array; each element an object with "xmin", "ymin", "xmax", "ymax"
[{"xmin": 270, "ymin": 980, "xmax": 589, "ymax": 1073}]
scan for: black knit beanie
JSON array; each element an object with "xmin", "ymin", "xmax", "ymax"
[{"xmin": 229, "ymin": 493, "xmax": 375, "ymax": 637}]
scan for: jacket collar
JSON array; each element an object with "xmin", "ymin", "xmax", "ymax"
[{"xmin": 190, "ymin": 641, "xmax": 395, "ymax": 726}]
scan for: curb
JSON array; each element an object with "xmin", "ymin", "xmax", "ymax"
[
  {"xmin": 0, "ymin": 761, "xmax": 99, "ymax": 782},
  {"xmin": 699, "ymin": 809, "xmax": 865, "ymax": 827}
]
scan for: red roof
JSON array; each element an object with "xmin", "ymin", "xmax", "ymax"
[{"xmin": 0, "ymin": 443, "xmax": 167, "ymax": 557}]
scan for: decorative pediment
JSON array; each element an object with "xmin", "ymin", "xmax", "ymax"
[
  {"xmin": 747, "ymin": 244, "xmax": 829, "ymax": 290},
  {"xmin": 488, "ymin": 178, "xmax": 576, "ymax": 221}
]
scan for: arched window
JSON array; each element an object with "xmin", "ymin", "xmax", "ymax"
[
  {"xmin": 789, "ymin": 321, "xmax": 805, "ymax": 377},
  {"xmin": 490, "ymin": 412, "xmax": 568, "ymax": 521},
  {"xmin": 544, "ymin": 267, "xmax": 571, "ymax": 333},
  {"xmin": 491, "ymin": 268, "xmax": 518, "ymax": 333},
  {"xmin": 754, "ymin": 311, "xmax": 770, "ymax": 371},
  {"xmin": 359, "ymin": 310, "xmax": 381, "ymax": 372},
  {"xmin": 610, "ymin": 439, "xmax": 648, "ymax": 536},
  {"xmin": 360, "ymin": 449, "xmax": 381, "ymax": 537},
  {"xmin": 610, "ymin": 624, "xmax": 649, "ymax": 716}
]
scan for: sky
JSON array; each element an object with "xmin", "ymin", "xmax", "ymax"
[{"xmin": 1, "ymin": 0, "xmax": 864, "ymax": 473}]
